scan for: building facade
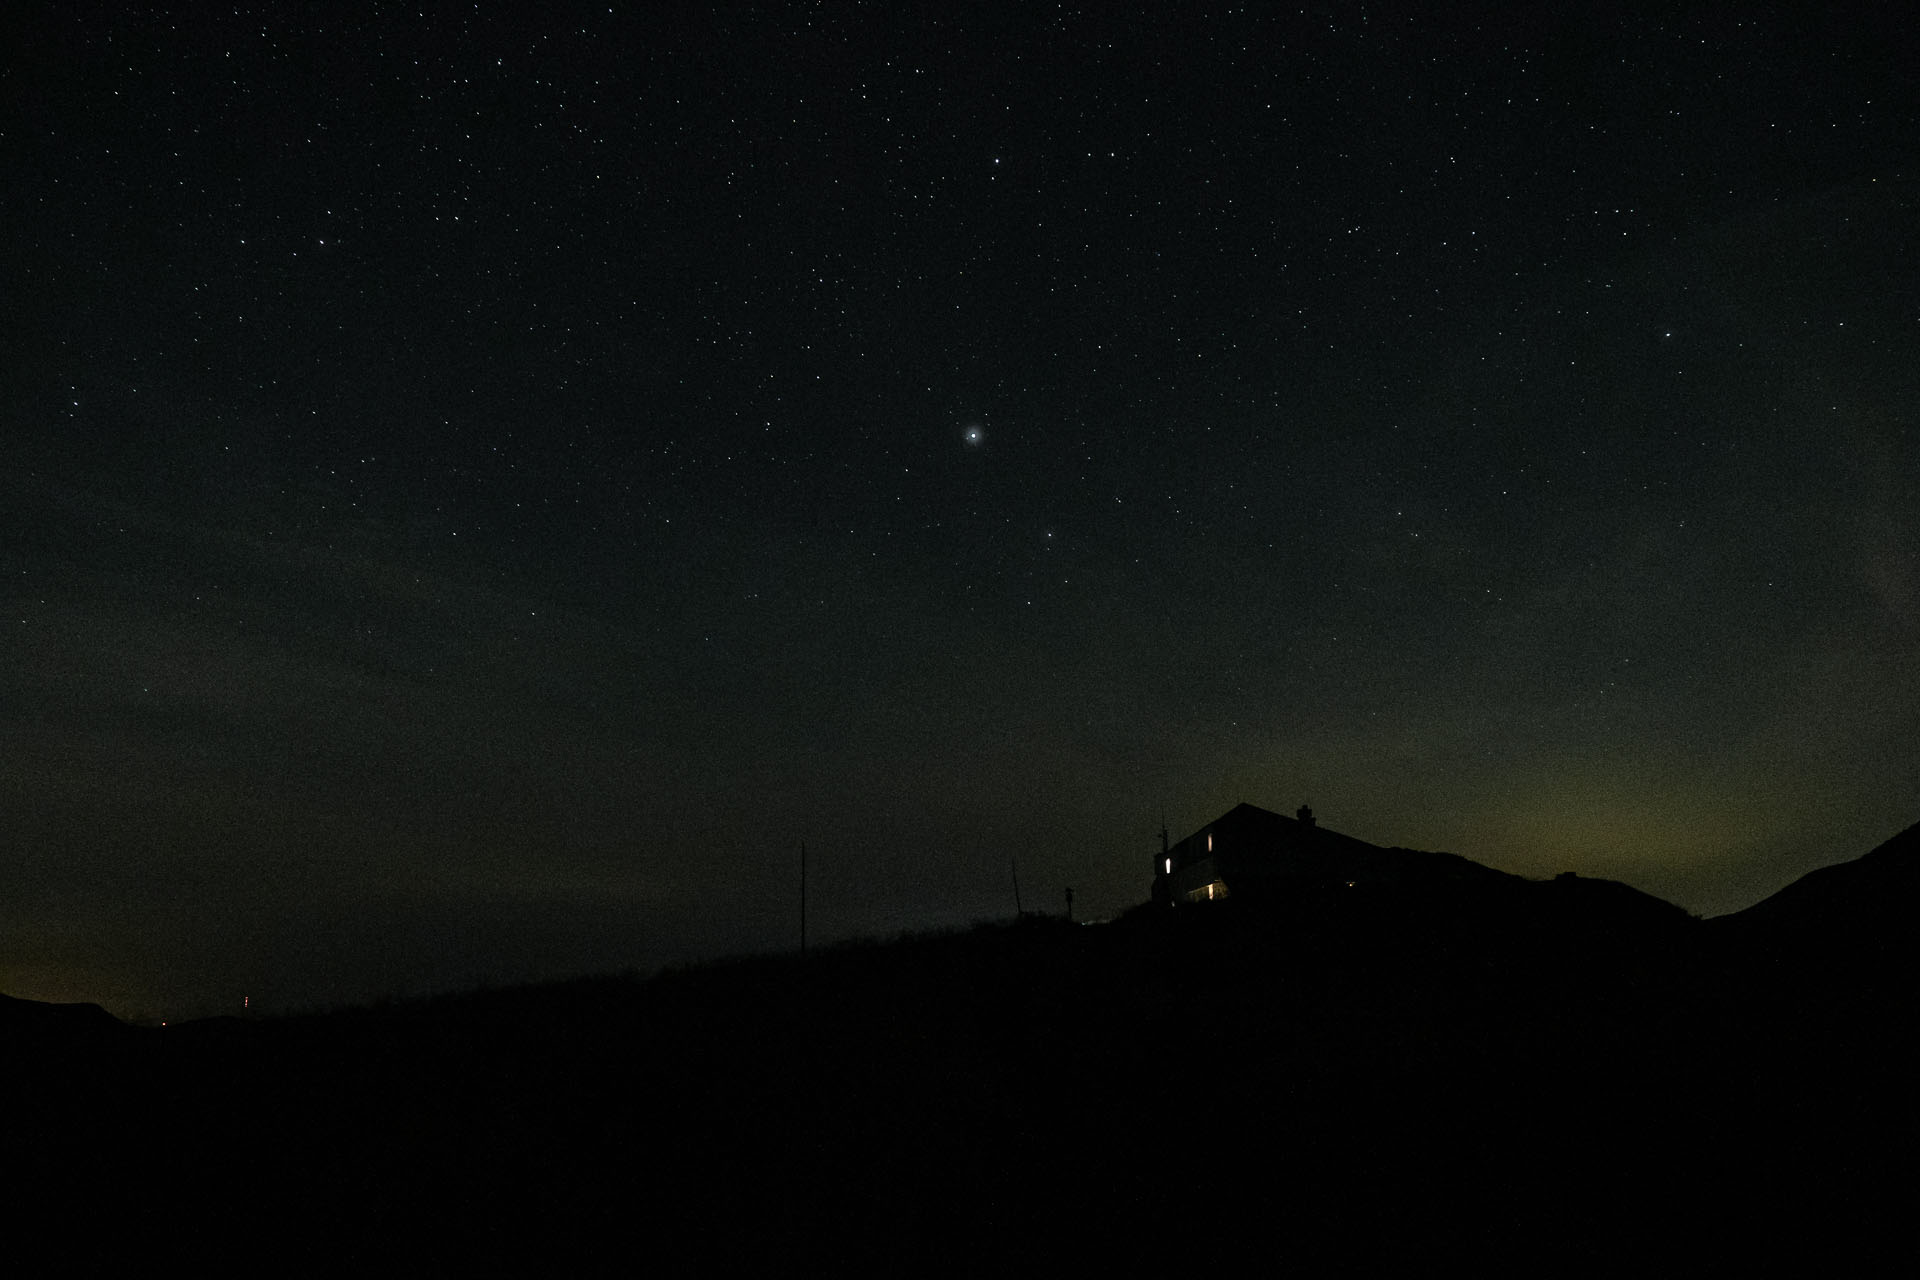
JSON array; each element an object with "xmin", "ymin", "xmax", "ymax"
[{"xmin": 1151, "ymin": 801, "xmax": 1501, "ymax": 905}]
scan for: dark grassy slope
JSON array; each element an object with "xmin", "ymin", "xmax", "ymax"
[
  {"xmin": 1705, "ymin": 820, "xmax": 1920, "ymax": 1187},
  {"xmin": 7, "ymin": 837, "xmax": 1916, "ymax": 1271}
]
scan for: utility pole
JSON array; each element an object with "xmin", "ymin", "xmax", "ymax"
[
  {"xmin": 799, "ymin": 840, "xmax": 807, "ymax": 956},
  {"xmin": 1010, "ymin": 855, "xmax": 1024, "ymax": 918},
  {"xmin": 1065, "ymin": 886, "xmax": 1074, "ymax": 922}
]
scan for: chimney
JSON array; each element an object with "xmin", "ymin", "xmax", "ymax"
[{"xmin": 1296, "ymin": 804, "xmax": 1316, "ymax": 828}]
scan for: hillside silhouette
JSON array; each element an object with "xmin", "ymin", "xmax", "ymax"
[
  {"xmin": 1711, "ymin": 819, "xmax": 1920, "ymax": 950},
  {"xmin": 7, "ymin": 824, "xmax": 1916, "ymax": 1270}
]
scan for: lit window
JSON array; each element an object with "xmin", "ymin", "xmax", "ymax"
[
  {"xmin": 1164, "ymin": 857, "xmax": 1171, "ymax": 874},
  {"xmin": 1207, "ymin": 833, "xmax": 1213, "ymax": 852}
]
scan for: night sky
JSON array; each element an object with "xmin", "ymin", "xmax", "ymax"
[{"xmin": 6, "ymin": 2, "xmax": 1916, "ymax": 1019}]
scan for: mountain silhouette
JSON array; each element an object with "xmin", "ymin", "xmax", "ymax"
[
  {"xmin": 1712, "ymin": 819, "xmax": 1920, "ymax": 954},
  {"xmin": 0, "ymin": 992, "xmax": 127, "ymax": 1043},
  {"xmin": 1703, "ymin": 820, "xmax": 1920, "ymax": 1176},
  {"xmin": 5, "ymin": 820, "xmax": 1917, "ymax": 1269}
]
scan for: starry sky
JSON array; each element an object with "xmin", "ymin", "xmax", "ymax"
[{"xmin": 5, "ymin": 1, "xmax": 1916, "ymax": 1019}]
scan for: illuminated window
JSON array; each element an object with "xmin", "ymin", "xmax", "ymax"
[
  {"xmin": 1164, "ymin": 857, "xmax": 1172, "ymax": 874},
  {"xmin": 1184, "ymin": 880, "xmax": 1229, "ymax": 903},
  {"xmin": 1207, "ymin": 832, "xmax": 1213, "ymax": 852}
]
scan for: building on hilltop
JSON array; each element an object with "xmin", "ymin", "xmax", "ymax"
[
  {"xmin": 1151, "ymin": 802, "xmax": 1513, "ymax": 906},
  {"xmin": 1152, "ymin": 802, "xmax": 1328, "ymax": 905}
]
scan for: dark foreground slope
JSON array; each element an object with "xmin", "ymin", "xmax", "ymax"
[
  {"xmin": 6, "ymin": 849, "xmax": 1915, "ymax": 1272},
  {"xmin": 1706, "ymin": 820, "xmax": 1920, "ymax": 1160}
]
